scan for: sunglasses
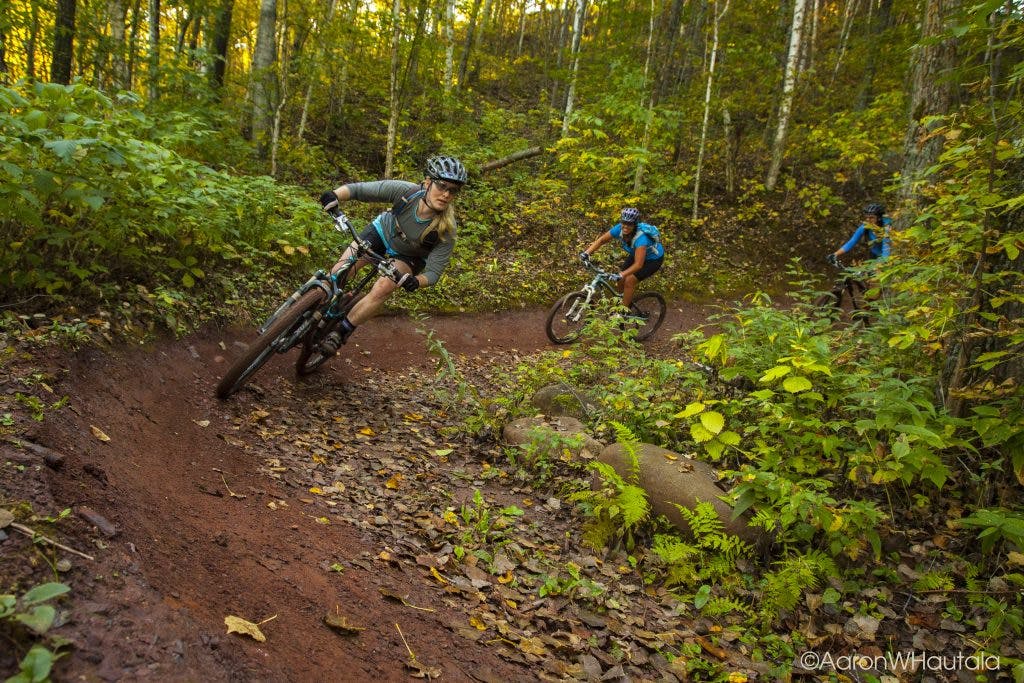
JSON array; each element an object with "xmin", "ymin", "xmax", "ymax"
[{"xmin": 431, "ymin": 179, "xmax": 463, "ymax": 196}]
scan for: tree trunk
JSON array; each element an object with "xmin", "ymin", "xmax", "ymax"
[
  {"xmin": 147, "ymin": 0, "xmax": 159, "ymax": 99},
  {"xmin": 297, "ymin": 0, "xmax": 338, "ymax": 141},
  {"xmin": 457, "ymin": 0, "xmax": 483, "ymax": 87},
  {"xmin": 831, "ymin": 0, "xmax": 861, "ymax": 83},
  {"xmin": 27, "ymin": 0, "xmax": 42, "ymax": 80},
  {"xmin": 384, "ymin": 0, "xmax": 402, "ymax": 177},
  {"xmin": 692, "ymin": 0, "xmax": 728, "ymax": 218},
  {"xmin": 50, "ymin": 0, "xmax": 76, "ymax": 84},
  {"xmin": 548, "ymin": 0, "xmax": 569, "ymax": 108},
  {"xmin": 468, "ymin": 0, "xmax": 492, "ymax": 84},
  {"xmin": 208, "ymin": 0, "xmax": 234, "ymax": 93},
  {"xmin": 479, "ymin": 146, "xmax": 543, "ymax": 173},
  {"xmin": 765, "ymin": 0, "xmax": 807, "ymax": 191},
  {"xmin": 633, "ymin": 0, "xmax": 657, "ymax": 193},
  {"xmin": 108, "ymin": 0, "xmax": 128, "ymax": 88},
  {"xmin": 896, "ymin": 0, "xmax": 958, "ymax": 227},
  {"xmin": 516, "ymin": 0, "xmax": 526, "ymax": 56},
  {"xmin": 399, "ymin": 0, "xmax": 429, "ymax": 104},
  {"xmin": 855, "ymin": 0, "xmax": 892, "ymax": 109},
  {"xmin": 444, "ymin": 0, "xmax": 455, "ymax": 94},
  {"xmin": 251, "ymin": 0, "xmax": 277, "ymax": 155},
  {"xmin": 125, "ymin": 0, "xmax": 142, "ymax": 88},
  {"xmin": 560, "ymin": 0, "xmax": 585, "ymax": 138}
]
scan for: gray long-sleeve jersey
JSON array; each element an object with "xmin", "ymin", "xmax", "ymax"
[{"xmin": 343, "ymin": 180, "xmax": 457, "ymax": 286}]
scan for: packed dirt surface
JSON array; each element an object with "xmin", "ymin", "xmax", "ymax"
[{"xmin": 1, "ymin": 301, "xmax": 721, "ymax": 682}]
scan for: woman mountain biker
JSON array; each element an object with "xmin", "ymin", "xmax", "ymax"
[
  {"xmin": 828, "ymin": 202, "xmax": 892, "ymax": 266},
  {"xmin": 579, "ymin": 207, "xmax": 665, "ymax": 308},
  {"xmin": 317, "ymin": 155, "xmax": 467, "ymax": 354}
]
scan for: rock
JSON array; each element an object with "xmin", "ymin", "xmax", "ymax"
[
  {"xmin": 530, "ymin": 384, "xmax": 598, "ymax": 419},
  {"xmin": 76, "ymin": 506, "xmax": 118, "ymax": 537},
  {"xmin": 502, "ymin": 416, "xmax": 604, "ymax": 459},
  {"xmin": 597, "ymin": 443, "xmax": 763, "ymax": 545}
]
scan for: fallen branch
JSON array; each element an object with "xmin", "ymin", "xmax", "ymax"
[
  {"xmin": 10, "ymin": 522, "xmax": 95, "ymax": 561},
  {"xmin": 479, "ymin": 146, "xmax": 543, "ymax": 174}
]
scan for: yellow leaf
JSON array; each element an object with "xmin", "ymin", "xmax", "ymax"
[
  {"xmin": 225, "ymin": 615, "xmax": 267, "ymax": 642},
  {"xmin": 728, "ymin": 673, "xmax": 748, "ymax": 683},
  {"xmin": 442, "ymin": 510, "xmax": 458, "ymax": 525},
  {"xmin": 324, "ymin": 611, "xmax": 365, "ymax": 634},
  {"xmin": 315, "ymin": 516, "xmax": 330, "ymax": 525},
  {"xmin": 359, "ymin": 427, "xmax": 375, "ymax": 436},
  {"xmin": 1007, "ymin": 551, "xmax": 1024, "ymax": 567},
  {"xmin": 504, "ymin": 599, "xmax": 517, "ymax": 609},
  {"xmin": 469, "ymin": 615, "xmax": 487, "ymax": 630},
  {"xmin": 497, "ymin": 571, "xmax": 515, "ymax": 584},
  {"xmin": 385, "ymin": 475, "xmax": 402, "ymax": 489},
  {"xmin": 519, "ymin": 636, "xmax": 547, "ymax": 655},
  {"xmin": 430, "ymin": 567, "xmax": 448, "ymax": 584},
  {"xmin": 312, "ymin": 454, "xmax": 327, "ymax": 465},
  {"xmin": 309, "ymin": 487, "xmax": 324, "ymax": 495},
  {"xmin": 404, "ymin": 413, "xmax": 424, "ymax": 421},
  {"xmin": 282, "ymin": 244, "xmax": 295, "ymax": 255},
  {"xmin": 90, "ymin": 425, "xmax": 111, "ymax": 442}
]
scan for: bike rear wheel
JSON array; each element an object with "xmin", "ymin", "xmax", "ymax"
[
  {"xmin": 294, "ymin": 292, "xmax": 359, "ymax": 376},
  {"xmin": 545, "ymin": 291, "xmax": 589, "ymax": 344},
  {"xmin": 216, "ymin": 289, "xmax": 325, "ymax": 399},
  {"xmin": 629, "ymin": 292, "xmax": 667, "ymax": 341}
]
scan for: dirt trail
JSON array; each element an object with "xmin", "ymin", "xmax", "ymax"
[{"xmin": 2, "ymin": 301, "xmax": 717, "ymax": 682}]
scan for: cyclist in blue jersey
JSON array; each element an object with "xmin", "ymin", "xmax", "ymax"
[
  {"xmin": 828, "ymin": 202, "xmax": 892, "ymax": 266},
  {"xmin": 579, "ymin": 207, "xmax": 665, "ymax": 308}
]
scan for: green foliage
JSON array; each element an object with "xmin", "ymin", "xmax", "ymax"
[
  {"xmin": 758, "ymin": 551, "xmax": 838, "ymax": 617},
  {"xmin": 0, "ymin": 82, "xmax": 325, "ymax": 328},
  {"xmin": 1, "ymin": 582, "xmax": 71, "ymax": 683},
  {"xmin": 650, "ymin": 501, "xmax": 751, "ymax": 591},
  {"xmin": 568, "ymin": 425, "xmax": 651, "ymax": 551},
  {"xmin": 957, "ymin": 508, "xmax": 1024, "ymax": 556}
]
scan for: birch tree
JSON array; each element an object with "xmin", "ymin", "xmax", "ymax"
[
  {"xmin": 765, "ymin": 0, "xmax": 807, "ymax": 191},
  {"xmin": 147, "ymin": 0, "xmax": 159, "ymax": 98},
  {"xmin": 560, "ymin": 0, "xmax": 585, "ymax": 138},
  {"xmin": 108, "ymin": 0, "xmax": 128, "ymax": 89},
  {"xmin": 633, "ymin": 0, "xmax": 657, "ymax": 193},
  {"xmin": 384, "ymin": 0, "xmax": 402, "ymax": 176},
  {"xmin": 692, "ymin": 0, "xmax": 728, "ymax": 219},
  {"xmin": 444, "ymin": 0, "xmax": 455, "ymax": 94}
]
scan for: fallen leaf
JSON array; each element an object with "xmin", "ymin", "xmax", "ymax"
[
  {"xmin": 225, "ymin": 615, "xmax": 267, "ymax": 642},
  {"xmin": 193, "ymin": 419, "xmax": 210, "ymax": 427},
  {"xmin": 519, "ymin": 636, "xmax": 547, "ymax": 655},
  {"xmin": 359, "ymin": 427, "xmax": 375, "ymax": 436},
  {"xmin": 696, "ymin": 635, "xmax": 727, "ymax": 659},
  {"xmin": 406, "ymin": 659, "xmax": 442, "ymax": 679},
  {"xmin": 90, "ymin": 425, "xmax": 111, "ymax": 442},
  {"xmin": 0, "ymin": 509, "xmax": 14, "ymax": 529},
  {"xmin": 323, "ymin": 611, "xmax": 365, "ymax": 635}
]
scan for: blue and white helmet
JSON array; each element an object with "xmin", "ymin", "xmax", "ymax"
[
  {"xmin": 426, "ymin": 155, "xmax": 468, "ymax": 184},
  {"xmin": 621, "ymin": 207, "xmax": 641, "ymax": 224}
]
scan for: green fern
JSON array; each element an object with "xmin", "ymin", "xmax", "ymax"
[
  {"xmin": 568, "ymin": 460, "xmax": 651, "ymax": 551},
  {"xmin": 759, "ymin": 551, "xmax": 839, "ymax": 616},
  {"xmin": 913, "ymin": 571, "xmax": 954, "ymax": 592}
]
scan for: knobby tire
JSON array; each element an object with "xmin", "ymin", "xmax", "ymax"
[
  {"xmin": 215, "ymin": 289, "xmax": 325, "ymax": 399},
  {"xmin": 545, "ymin": 291, "xmax": 588, "ymax": 344},
  {"xmin": 630, "ymin": 292, "xmax": 667, "ymax": 341},
  {"xmin": 294, "ymin": 292, "xmax": 360, "ymax": 376}
]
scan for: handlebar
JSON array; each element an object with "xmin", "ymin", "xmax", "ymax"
[
  {"xmin": 327, "ymin": 208, "xmax": 404, "ymax": 285},
  {"xmin": 579, "ymin": 258, "xmax": 621, "ymax": 281}
]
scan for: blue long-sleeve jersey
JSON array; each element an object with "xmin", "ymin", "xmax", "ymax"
[{"xmin": 839, "ymin": 217, "xmax": 892, "ymax": 260}]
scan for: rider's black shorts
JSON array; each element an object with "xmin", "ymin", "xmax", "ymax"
[
  {"xmin": 359, "ymin": 224, "xmax": 427, "ymax": 274},
  {"xmin": 620, "ymin": 255, "xmax": 664, "ymax": 282}
]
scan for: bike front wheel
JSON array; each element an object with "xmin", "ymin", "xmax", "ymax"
[
  {"xmin": 629, "ymin": 292, "xmax": 667, "ymax": 341},
  {"xmin": 545, "ymin": 291, "xmax": 589, "ymax": 344},
  {"xmin": 216, "ymin": 289, "xmax": 325, "ymax": 399}
]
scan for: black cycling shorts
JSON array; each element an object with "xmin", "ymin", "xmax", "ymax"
[
  {"xmin": 359, "ymin": 224, "xmax": 426, "ymax": 274},
  {"xmin": 621, "ymin": 255, "xmax": 664, "ymax": 282}
]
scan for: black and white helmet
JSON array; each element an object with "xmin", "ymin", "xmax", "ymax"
[
  {"xmin": 621, "ymin": 207, "xmax": 641, "ymax": 223},
  {"xmin": 426, "ymin": 155, "xmax": 468, "ymax": 184},
  {"xmin": 863, "ymin": 202, "xmax": 885, "ymax": 217}
]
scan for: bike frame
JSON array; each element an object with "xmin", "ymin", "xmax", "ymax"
[
  {"xmin": 259, "ymin": 211, "xmax": 402, "ymax": 353},
  {"xmin": 563, "ymin": 260, "xmax": 622, "ymax": 319}
]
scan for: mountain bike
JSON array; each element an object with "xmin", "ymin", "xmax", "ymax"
[
  {"xmin": 813, "ymin": 257, "xmax": 870, "ymax": 324},
  {"xmin": 545, "ymin": 258, "xmax": 666, "ymax": 344},
  {"xmin": 215, "ymin": 210, "xmax": 405, "ymax": 399}
]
